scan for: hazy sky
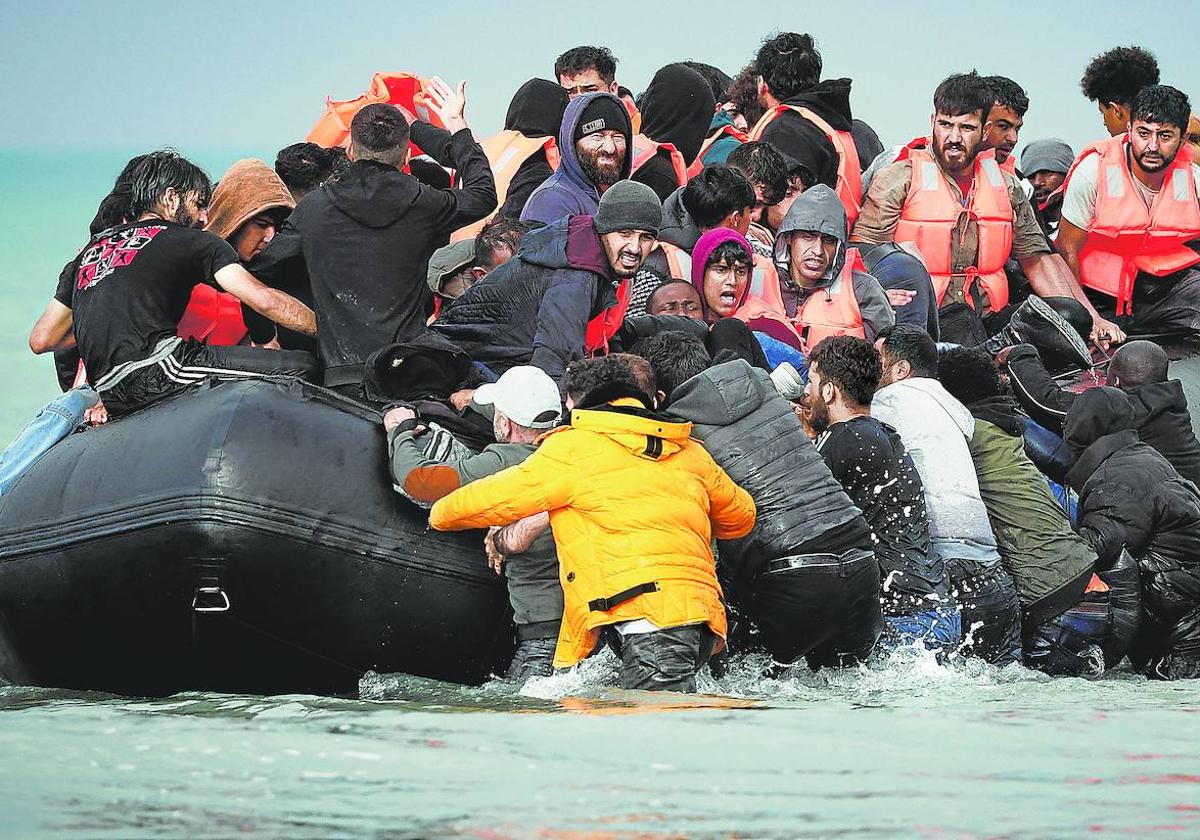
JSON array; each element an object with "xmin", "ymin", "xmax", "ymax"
[{"xmin": 3, "ymin": 0, "xmax": 1198, "ymax": 160}]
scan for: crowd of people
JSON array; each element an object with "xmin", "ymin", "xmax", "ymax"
[{"xmin": 10, "ymin": 36, "xmax": 1200, "ymax": 691}]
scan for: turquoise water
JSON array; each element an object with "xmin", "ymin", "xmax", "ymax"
[{"xmin": 2, "ymin": 152, "xmax": 1200, "ymax": 838}]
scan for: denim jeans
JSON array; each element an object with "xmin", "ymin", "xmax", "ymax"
[
  {"xmin": 857, "ymin": 243, "xmax": 940, "ymax": 340},
  {"xmin": 879, "ymin": 606, "xmax": 963, "ymax": 657},
  {"xmin": 0, "ymin": 386, "xmax": 98, "ymax": 496}
]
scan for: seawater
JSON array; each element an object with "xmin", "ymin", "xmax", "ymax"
[{"xmin": 2, "ymin": 153, "xmax": 1199, "ymax": 838}]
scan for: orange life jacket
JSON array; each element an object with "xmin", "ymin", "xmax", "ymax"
[
  {"xmin": 687, "ymin": 124, "xmax": 749, "ymax": 179},
  {"xmin": 1064, "ymin": 136, "xmax": 1200, "ymax": 315},
  {"xmin": 450, "ymin": 131, "xmax": 560, "ymax": 242},
  {"xmin": 795, "ymin": 250, "xmax": 867, "ymax": 351},
  {"xmin": 177, "ymin": 285, "xmax": 248, "ymax": 346},
  {"xmin": 893, "ymin": 147, "xmax": 1014, "ymax": 312},
  {"xmin": 998, "ymin": 153, "xmax": 1017, "ymax": 176},
  {"xmin": 584, "ymin": 279, "xmax": 630, "ymax": 355},
  {"xmin": 623, "ymin": 99, "xmax": 642, "ymax": 135},
  {"xmin": 750, "ymin": 105, "xmax": 862, "ymax": 230},
  {"xmin": 658, "ymin": 241, "xmax": 693, "ymax": 281},
  {"xmin": 631, "ymin": 134, "xmax": 688, "ymax": 188},
  {"xmin": 307, "ymin": 71, "xmax": 445, "ymax": 157}
]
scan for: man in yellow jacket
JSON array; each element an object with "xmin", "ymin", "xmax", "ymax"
[{"xmin": 430, "ymin": 354, "xmax": 756, "ymax": 692}]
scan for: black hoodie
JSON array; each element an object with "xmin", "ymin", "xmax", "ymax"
[
  {"xmin": 500, "ymin": 79, "xmax": 569, "ymax": 218},
  {"xmin": 250, "ymin": 121, "xmax": 496, "ymax": 378},
  {"xmin": 761, "ymin": 78, "xmax": 871, "ymax": 189},
  {"xmin": 633, "ymin": 64, "xmax": 716, "ymax": 201}
]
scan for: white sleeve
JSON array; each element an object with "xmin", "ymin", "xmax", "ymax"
[{"xmin": 1060, "ymin": 154, "xmax": 1100, "ymax": 230}]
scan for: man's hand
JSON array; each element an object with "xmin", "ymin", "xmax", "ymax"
[
  {"xmin": 885, "ymin": 288, "xmax": 916, "ymax": 309},
  {"xmin": 485, "ymin": 527, "xmax": 505, "ymax": 575},
  {"xmin": 425, "ymin": 77, "xmax": 469, "ymax": 134},
  {"xmin": 84, "ymin": 399, "xmax": 108, "ymax": 426},
  {"xmin": 252, "ymin": 336, "xmax": 281, "ymax": 350},
  {"xmin": 1090, "ymin": 315, "xmax": 1125, "ymax": 353},
  {"xmin": 383, "ymin": 406, "xmax": 417, "ymax": 432},
  {"xmin": 449, "ymin": 388, "xmax": 476, "ymax": 411}
]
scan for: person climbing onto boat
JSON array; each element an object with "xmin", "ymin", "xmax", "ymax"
[
  {"xmin": 248, "ymin": 79, "xmax": 497, "ymax": 399},
  {"xmin": 28, "ymin": 150, "xmax": 319, "ymax": 418},
  {"xmin": 384, "ymin": 365, "xmax": 565, "ymax": 684},
  {"xmin": 429, "ymin": 354, "xmax": 757, "ymax": 692}
]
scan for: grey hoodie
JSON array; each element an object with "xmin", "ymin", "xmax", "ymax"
[
  {"xmin": 668, "ymin": 358, "xmax": 871, "ymax": 590},
  {"xmin": 772, "ymin": 185, "xmax": 894, "ymax": 339}
]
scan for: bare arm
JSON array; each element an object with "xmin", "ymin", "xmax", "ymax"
[
  {"xmin": 1018, "ymin": 248, "xmax": 1125, "ymax": 348},
  {"xmin": 1053, "ymin": 218, "xmax": 1089, "ymax": 284},
  {"xmin": 214, "ymin": 264, "xmax": 317, "ymax": 337},
  {"xmin": 29, "ymin": 299, "xmax": 75, "ymax": 354}
]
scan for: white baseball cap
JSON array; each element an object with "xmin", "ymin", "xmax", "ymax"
[{"xmin": 473, "ymin": 366, "xmax": 562, "ymax": 429}]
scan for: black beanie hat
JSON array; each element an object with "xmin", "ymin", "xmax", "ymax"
[{"xmin": 574, "ymin": 95, "xmax": 629, "ymax": 145}]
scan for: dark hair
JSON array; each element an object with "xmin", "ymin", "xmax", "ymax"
[
  {"xmin": 936, "ymin": 346, "xmax": 1000, "ymax": 405},
  {"xmin": 756, "ymin": 32, "xmax": 822, "ymax": 101},
  {"xmin": 128, "ymin": 150, "xmax": 213, "ymax": 219},
  {"xmin": 647, "ymin": 280, "xmax": 701, "ymax": 311},
  {"xmin": 1109, "ymin": 339, "xmax": 1169, "ymax": 387},
  {"xmin": 807, "ymin": 335, "xmax": 882, "ymax": 407},
  {"xmin": 876, "ymin": 324, "xmax": 938, "ymax": 378},
  {"xmin": 617, "ymin": 85, "xmax": 634, "ymax": 100},
  {"xmin": 682, "ymin": 165, "xmax": 756, "ymax": 228},
  {"xmin": 1131, "ymin": 84, "xmax": 1192, "ymax": 133},
  {"xmin": 634, "ymin": 331, "xmax": 712, "ymax": 398},
  {"xmin": 729, "ymin": 62, "xmax": 766, "ymax": 127},
  {"xmin": 275, "ymin": 143, "xmax": 338, "ymax": 194},
  {"xmin": 933, "ymin": 71, "xmax": 993, "ymax": 121},
  {"xmin": 476, "ymin": 217, "xmax": 536, "ymax": 268},
  {"xmin": 706, "ymin": 240, "xmax": 752, "ymax": 270},
  {"xmin": 983, "ymin": 75, "xmax": 1029, "ymax": 118},
  {"xmin": 1080, "ymin": 46, "xmax": 1160, "ymax": 107},
  {"xmin": 564, "ymin": 354, "xmax": 654, "ymax": 408},
  {"xmin": 554, "ymin": 46, "xmax": 618, "ymax": 85},
  {"xmin": 350, "ymin": 104, "xmax": 410, "ymax": 164},
  {"xmin": 726, "ymin": 141, "xmax": 789, "ymax": 205},
  {"xmin": 682, "ymin": 61, "xmax": 732, "ymax": 104},
  {"xmin": 90, "ymin": 153, "xmax": 151, "ymax": 234}
]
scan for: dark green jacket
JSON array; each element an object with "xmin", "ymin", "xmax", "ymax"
[{"xmin": 967, "ymin": 399, "xmax": 1095, "ymax": 627}]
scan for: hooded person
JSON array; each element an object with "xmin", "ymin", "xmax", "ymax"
[
  {"xmin": 249, "ymin": 89, "xmax": 497, "ymax": 396},
  {"xmin": 521, "ymin": 92, "xmax": 633, "ymax": 225},
  {"xmin": 632, "ymin": 64, "xmax": 716, "ymax": 201},
  {"xmin": 1064, "ymin": 386, "xmax": 1200, "ymax": 680},
  {"xmin": 645, "ymin": 334, "xmax": 881, "ymax": 668},
  {"xmin": 435, "ymin": 181, "xmax": 663, "ymax": 388},
  {"xmin": 179, "ymin": 159, "xmax": 300, "ymax": 349},
  {"xmin": 771, "ymin": 185, "xmax": 894, "ymax": 351}
]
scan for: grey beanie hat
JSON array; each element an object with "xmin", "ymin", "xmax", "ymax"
[
  {"xmin": 1020, "ymin": 138, "xmax": 1076, "ymax": 177},
  {"xmin": 594, "ymin": 180, "xmax": 663, "ymax": 236}
]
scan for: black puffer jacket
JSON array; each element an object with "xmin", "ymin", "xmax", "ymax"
[
  {"xmin": 667, "ymin": 359, "xmax": 871, "ymax": 593},
  {"xmin": 1065, "ymin": 387, "xmax": 1200, "ymax": 674},
  {"xmin": 431, "ymin": 215, "xmax": 617, "ymax": 387}
]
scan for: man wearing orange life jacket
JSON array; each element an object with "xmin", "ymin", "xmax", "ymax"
[
  {"xmin": 451, "ymin": 79, "xmax": 567, "ymax": 239},
  {"xmin": 852, "ymin": 72, "xmax": 1123, "ymax": 348},
  {"xmin": 682, "ymin": 61, "xmax": 747, "ymax": 176},
  {"xmin": 630, "ymin": 64, "xmax": 715, "ymax": 202},
  {"xmin": 749, "ymin": 33, "xmax": 883, "ymax": 233},
  {"xmin": 772, "ymin": 185, "xmax": 894, "ymax": 352},
  {"xmin": 1056, "ymin": 85, "xmax": 1200, "ymax": 337},
  {"xmin": 980, "ymin": 76, "xmax": 1028, "ymax": 178}
]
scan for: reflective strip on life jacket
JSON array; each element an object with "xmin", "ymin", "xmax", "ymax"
[
  {"xmin": 750, "ymin": 105, "xmax": 862, "ymax": 229},
  {"xmin": 451, "ymin": 131, "xmax": 559, "ymax": 242},
  {"xmin": 177, "ymin": 284, "xmax": 248, "ymax": 346},
  {"xmin": 795, "ymin": 249, "xmax": 867, "ymax": 352},
  {"xmin": 893, "ymin": 147, "xmax": 1014, "ymax": 312},
  {"xmin": 584, "ymin": 279, "xmax": 630, "ymax": 356},
  {"xmin": 631, "ymin": 135, "xmax": 688, "ymax": 187},
  {"xmin": 687, "ymin": 124, "xmax": 749, "ymax": 178},
  {"xmin": 1064, "ymin": 136, "xmax": 1200, "ymax": 315}
]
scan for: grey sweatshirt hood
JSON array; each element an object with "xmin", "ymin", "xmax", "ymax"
[
  {"xmin": 772, "ymin": 184, "xmax": 848, "ymax": 286},
  {"xmin": 667, "ymin": 358, "xmax": 773, "ymax": 426}
]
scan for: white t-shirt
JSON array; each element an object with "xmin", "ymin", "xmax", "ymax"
[{"xmin": 1060, "ymin": 153, "xmax": 1200, "ymax": 229}]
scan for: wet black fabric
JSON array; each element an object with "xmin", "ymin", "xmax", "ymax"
[
  {"xmin": 747, "ymin": 550, "xmax": 883, "ymax": 666},
  {"xmin": 638, "ymin": 64, "xmax": 716, "ymax": 166},
  {"xmin": 614, "ymin": 624, "xmax": 717, "ymax": 692},
  {"xmin": 500, "ymin": 79, "xmax": 570, "ymax": 218},
  {"xmin": 759, "ymin": 80, "xmax": 860, "ymax": 189},
  {"xmin": 361, "ymin": 330, "xmax": 476, "ymax": 403},
  {"xmin": 945, "ymin": 558, "xmax": 1023, "ymax": 665}
]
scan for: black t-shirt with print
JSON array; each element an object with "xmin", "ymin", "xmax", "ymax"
[{"xmin": 55, "ymin": 220, "xmax": 238, "ymax": 381}]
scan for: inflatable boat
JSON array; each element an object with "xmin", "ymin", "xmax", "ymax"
[{"xmin": 0, "ymin": 378, "xmax": 514, "ymax": 697}]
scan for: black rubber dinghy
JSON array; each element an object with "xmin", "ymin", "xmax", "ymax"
[{"xmin": 0, "ymin": 378, "xmax": 514, "ymax": 697}]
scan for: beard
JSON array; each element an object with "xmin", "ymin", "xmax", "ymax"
[
  {"xmin": 1135, "ymin": 147, "xmax": 1177, "ymax": 173},
  {"xmin": 172, "ymin": 204, "xmax": 202, "ymax": 228},
  {"xmin": 579, "ymin": 148, "xmax": 623, "ymax": 186},
  {"xmin": 807, "ymin": 391, "xmax": 832, "ymax": 436},
  {"xmin": 933, "ymin": 135, "xmax": 978, "ymax": 173}
]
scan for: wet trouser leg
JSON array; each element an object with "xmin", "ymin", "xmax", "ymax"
[
  {"xmin": 857, "ymin": 243, "xmax": 940, "ymax": 340},
  {"xmin": 504, "ymin": 637, "xmax": 557, "ymax": 683},
  {"xmin": 878, "ymin": 606, "xmax": 963, "ymax": 658},
  {"xmin": 748, "ymin": 549, "xmax": 883, "ymax": 668},
  {"xmin": 0, "ymin": 386, "xmax": 98, "ymax": 496},
  {"xmin": 1088, "ymin": 266, "xmax": 1200, "ymax": 339},
  {"xmin": 617, "ymin": 625, "xmax": 717, "ymax": 692},
  {"xmin": 946, "ymin": 559, "xmax": 1023, "ymax": 665}
]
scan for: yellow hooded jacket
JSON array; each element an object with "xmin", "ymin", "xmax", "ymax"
[{"xmin": 429, "ymin": 398, "xmax": 757, "ymax": 668}]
